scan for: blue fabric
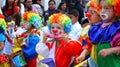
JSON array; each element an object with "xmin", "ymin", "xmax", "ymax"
[
  {"xmin": 0, "ymin": 33, "xmax": 5, "ymax": 42},
  {"xmin": 82, "ymin": 40, "xmax": 87, "ymax": 46},
  {"xmin": 41, "ymin": 58, "xmax": 55, "ymax": 67},
  {"xmin": 22, "ymin": 35, "xmax": 40, "ymax": 60},
  {"xmin": 12, "ymin": 55, "xmax": 26, "ymax": 67},
  {"xmin": 88, "ymin": 20, "xmax": 120, "ymax": 44},
  {"xmin": 0, "ymin": 26, "xmax": 4, "ymax": 33}
]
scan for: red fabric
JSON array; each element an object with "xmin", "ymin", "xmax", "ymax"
[
  {"xmin": 5, "ymin": 34, "xmax": 13, "ymax": 45},
  {"xmin": 3, "ymin": 2, "xmax": 19, "ymax": 17},
  {"xmin": 51, "ymin": 40, "xmax": 82, "ymax": 67},
  {"xmin": 0, "ymin": 54, "xmax": 9, "ymax": 64},
  {"xmin": 26, "ymin": 56, "xmax": 37, "ymax": 67}
]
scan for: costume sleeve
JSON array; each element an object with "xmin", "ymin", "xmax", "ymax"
[
  {"xmin": 110, "ymin": 31, "xmax": 120, "ymax": 47},
  {"xmin": 22, "ymin": 35, "xmax": 39, "ymax": 59},
  {"xmin": 36, "ymin": 42, "xmax": 49, "ymax": 57},
  {"xmin": 64, "ymin": 40, "xmax": 82, "ymax": 56},
  {"xmin": 83, "ymin": 36, "xmax": 92, "ymax": 51}
]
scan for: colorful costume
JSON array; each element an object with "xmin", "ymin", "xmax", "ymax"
[
  {"xmin": 89, "ymin": 21, "xmax": 120, "ymax": 67},
  {"xmin": 12, "ymin": 12, "xmax": 42, "ymax": 67},
  {"xmin": 0, "ymin": 16, "xmax": 10, "ymax": 67},
  {"xmin": 36, "ymin": 13, "xmax": 82, "ymax": 67}
]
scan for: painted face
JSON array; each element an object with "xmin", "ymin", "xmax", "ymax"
[
  {"xmin": 24, "ymin": 21, "xmax": 31, "ymax": 30},
  {"xmin": 51, "ymin": 23, "xmax": 64, "ymax": 36},
  {"xmin": 86, "ymin": 7, "xmax": 101, "ymax": 24},
  {"xmin": 100, "ymin": 0, "xmax": 115, "ymax": 22}
]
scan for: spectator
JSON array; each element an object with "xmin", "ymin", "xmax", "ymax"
[{"xmin": 58, "ymin": 2, "xmax": 68, "ymax": 14}]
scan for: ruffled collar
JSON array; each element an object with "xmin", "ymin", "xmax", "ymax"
[{"xmin": 88, "ymin": 20, "xmax": 120, "ymax": 44}]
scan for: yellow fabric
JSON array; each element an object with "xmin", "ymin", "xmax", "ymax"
[
  {"xmin": 12, "ymin": 38, "xmax": 23, "ymax": 53},
  {"xmin": 90, "ymin": 44, "xmax": 97, "ymax": 62},
  {"xmin": 74, "ymin": 60, "xmax": 87, "ymax": 67},
  {"xmin": 0, "ymin": 62, "xmax": 10, "ymax": 67},
  {"xmin": 80, "ymin": 25, "xmax": 91, "ymax": 39}
]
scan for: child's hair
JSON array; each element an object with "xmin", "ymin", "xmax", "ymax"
[
  {"xmin": 13, "ymin": 13, "xmax": 21, "ymax": 26},
  {"xmin": 68, "ymin": 9, "xmax": 79, "ymax": 17},
  {"xmin": 80, "ymin": 17, "xmax": 89, "ymax": 25},
  {"xmin": 22, "ymin": 12, "xmax": 42, "ymax": 29},
  {"xmin": 48, "ymin": 0, "xmax": 56, "ymax": 5},
  {"xmin": 47, "ymin": 13, "xmax": 72, "ymax": 34},
  {"xmin": 0, "ymin": 14, "xmax": 6, "ymax": 31},
  {"xmin": 86, "ymin": 0, "xmax": 100, "ymax": 14},
  {"xmin": 96, "ymin": 0, "xmax": 120, "ymax": 17},
  {"xmin": 0, "ymin": 14, "xmax": 6, "ymax": 42}
]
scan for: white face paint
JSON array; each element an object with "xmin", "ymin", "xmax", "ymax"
[{"xmin": 100, "ymin": 13, "xmax": 109, "ymax": 20}]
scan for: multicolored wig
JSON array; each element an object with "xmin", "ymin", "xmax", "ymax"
[
  {"xmin": 0, "ymin": 14, "xmax": 6, "ymax": 42},
  {"xmin": 86, "ymin": 0, "xmax": 100, "ymax": 14},
  {"xmin": 0, "ymin": 14, "xmax": 6, "ymax": 31},
  {"xmin": 22, "ymin": 12, "xmax": 42, "ymax": 29},
  {"xmin": 47, "ymin": 13, "xmax": 72, "ymax": 34},
  {"xmin": 96, "ymin": 0, "xmax": 120, "ymax": 17}
]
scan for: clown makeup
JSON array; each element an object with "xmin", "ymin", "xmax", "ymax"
[
  {"xmin": 86, "ymin": 7, "xmax": 101, "ymax": 24},
  {"xmin": 100, "ymin": 0, "xmax": 116, "ymax": 23},
  {"xmin": 50, "ymin": 23, "xmax": 64, "ymax": 37},
  {"xmin": 100, "ymin": 13, "xmax": 108, "ymax": 20}
]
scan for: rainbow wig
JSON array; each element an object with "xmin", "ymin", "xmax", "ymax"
[
  {"xmin": 47, "ymin": 13, "xmax": 72, "ymax": 34},
  {"xmin": 86, "ymin": 0, "xmax": 100, "ymax": 14},
  {"xmin": 0, "ymin": 14, "xmax": 6, "ymax": 42},
  {"xmin": 0, "ymin": 14, "xmax": 6, "ymax": 31},
  {"xmin": 22, "ymin": 12, "xmax": 42, "ymax": 29},
  {"xmin": 96, "ymin": 0, "xmax": 120, "ymax": 17}
]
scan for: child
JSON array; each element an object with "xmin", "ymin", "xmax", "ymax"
[
  {"xmin": 0, "ymin": 15, "xmax": 10, "ymax": 67},
  {"xmin": 21, "ymin": 12, "xmax": 42, "ymax": 67},
  {"xmin": 93, "ymin": 0, "xmax": 120, "ymax": 67},
  {"xmin": 80, "ymin": 17, "xmax": 89, "ymax": 28},
  {"xmin": 68, "ymin": 9, "xmax": 83, "ymax": 40},
  {"xmin": 36, "ymin": 13, "xmax": 82, "ymax": 67},
  {"xmin": 76, "ymin": 0, "xmax": 101, "ymax": 65},
  {"xmin": 78, "ymin": 0, "xmax": 120, "ymax": 67}
]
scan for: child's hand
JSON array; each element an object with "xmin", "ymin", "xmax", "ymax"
[
  {"xmin": 76, "ymin": 54, "xmax": 86, "ymax": 63},
  {"xmin": 98, "ymin": 48, "xmax": 112, "ymax": 58},
  {"xmin": 60, "ymin": 33, "xmax": 69, "ymax": 43},
  {"xmin": 42, "ymin": 33, "xmax": 49, "ymax": 43}
]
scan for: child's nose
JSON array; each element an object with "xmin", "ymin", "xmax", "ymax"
[
  {"xmin": 86, "ymin": 12, "xmax": 91, "ymax": 19},
  {"xmin": 52, "ymin": 29, "xmax": 58, "ymax": 33}
]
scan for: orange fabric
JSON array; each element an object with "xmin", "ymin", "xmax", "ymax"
[
  {"xmin": 78, "ymin": 36, "xmax": 83, "ymax": 43},
  {"xmin": 83, "ymin": 36, "xmax": 92, "ymax": 51},
  {"xmin": 0, "ymin": 54, "xmax": 9, "ymax": 64}
]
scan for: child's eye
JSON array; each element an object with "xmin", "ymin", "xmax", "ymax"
[
  {"xmin": 51, "ymin": 26, "xmax": 54, "ymax": 29},
  {"xmin": 57, "ymin": 27, "xmax": 61, "ymax": 29}
]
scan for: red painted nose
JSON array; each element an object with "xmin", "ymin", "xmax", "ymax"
[
  {"xmin": 86, "ymin": 12, "xmax": 91, "ymax": 19},
  {"xmin": 52, "ymin": 29, "xmax": 58, "ymax": 33}
]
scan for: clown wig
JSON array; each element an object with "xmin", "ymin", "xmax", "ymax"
[
  {"xmin": 47, "ymin": 13, "xmax": 72, "ymax": 34},
  {"xmin": 96, "ymin": 0, "xmax": 120, "ymax": 17},
  {"xmin": 0, "ymin": 14, "xmax": 6, "ymax": 31},
  {"xmin": 86, "ymin": 0, "xmax": 100, "ymax": 14},
  {"xmin": 22, "ymin": 12, "xmax": 42, "ymax": 29}
]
